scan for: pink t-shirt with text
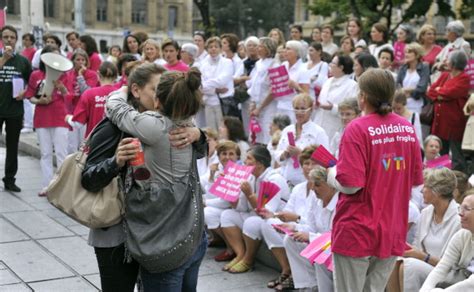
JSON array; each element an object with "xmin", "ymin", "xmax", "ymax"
[
  {"xmin": 332, "ymin": 113, "xmax": 423, "ymax": 258},
  {"xmin": 72, "ymin": 84, "xmax": 117, "ymax": 137},
  {"xmin": 164, "ymin": 60, "xmax": 189, "ymax": 72}
]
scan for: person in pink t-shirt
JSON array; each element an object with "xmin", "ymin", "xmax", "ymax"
[
  {"xmin": 328, "ymin": 68, "xmax": 424, "ymax": 291},
  {"xmin": 21, "ymin": 33, "xmax": 36, "ymax": 63},
  {"xmin": 162, "ymin": 39, "xmax": 189, "ymax": 72},
  {"xmin": 79, "ymin": 35, "xmax": 102, "ymax": 72},
  {"xmin": 24, "ymin": 45, "xmax": 70, "ymax": 197},
  {"xmin": 66, "ymin": 62, "xmax": 118, "ymax": 137}
]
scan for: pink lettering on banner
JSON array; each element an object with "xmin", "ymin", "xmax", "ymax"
[
  {"xmin": 208, "ymin": 161, "xmax": 255, "ymax": 202},
  {"xmin": 268, "ymin": 65, "xmax": 295, "ymax": 98},
  {"xmin": 466, "ymin": 59, "xmax": 474, "ymax": 90}
]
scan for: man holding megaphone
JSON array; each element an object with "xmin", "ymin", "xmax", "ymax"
[{"xmin": 0, "ymin": 25, "xmax": 32, "ymax": 192}]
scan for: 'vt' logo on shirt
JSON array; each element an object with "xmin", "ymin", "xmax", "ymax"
[{"xmin": 381, "ymin": 154, "xmax": 406, "ymax": 171}]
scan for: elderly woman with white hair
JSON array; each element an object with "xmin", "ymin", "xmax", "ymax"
[
  {"xmin": 235, "ymin": 36, "xmax": 260, "ymax": 134},
  {"xmin": 434, "ymin": 20, "xmax": 471, "ymax": 72},
  {"xmin": 387, "ymin": 167, "xmax": 461, "ymax": 292},
  {"xmin": 278, "ymin": 40, "xmax": 310, "ymax": 123},
  {"xmin": 180, "ymin": 43, "xmax": 199, "ymax": 68},
  {"xmin": 248, "ymin": 37, "xmax": 279, "ymax": 144}
]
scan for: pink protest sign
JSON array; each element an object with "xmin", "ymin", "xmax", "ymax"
[
  {"xmin": 300, "ymin": 232, "xmax": 331, "ymax": 264},
  {"xmin": 268, "ymin": 65, "xmax": 295, "ymax": 98},
  {"xmin": 466, "ymin": 59, "xmax": 474, "ymax": 90},
  {"xmin": 208, "ymin": 161, "xmax": 254, "ymax": 202},
  {"xmin": 425, "ymin": 154, "xmax": 452, "ymax": 169}
]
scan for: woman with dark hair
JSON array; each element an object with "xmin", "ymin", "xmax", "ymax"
[
  {"xmin": 79, "ymin": 35, "xmax": 102, "ymax": 72},
  {"xmin": 193, "ymin": 31, "xmax": 208, "ymax": 67},
  {"xmin": 368, "ymin": 22, "xmax": 393, "ymax": 58},
  {"xmin": 221, "ymin": 33, "xmax": 244, "ymax": 78},
  {"xmin": 329, "ymin": 68, "xmax": 423, "ymax": 291},
  {"xmin": 162, "ymin": 39, "xmax": 189, "ymax": 72},
  {"xmin": 321, "ymin": 25, "xmax": 338, "ymax": 56},
  {"xmin": 306, "ymin": 42, "xmax": 329, "ymax": 101},
  {"xmin": 346, "ymin": 18, "xmax": 367, "ymax": 48},
  {"xmin": 105, "ymin": 66, "xmax": 208, "ymax": 291},
  {"xmin": 24, "ymin": 45, "xmax": 69, "ymax": 197},
  {"xmin": 339, "ymin": 36, "xmax": 355, "ymax": 57},
  {"xmin": 428, "ymin": 50, "xmax": 470, "ymax": 172},
  {"xmin": 353, "ymin": 53, "xmax": 379, "ymax": 80},
  {"xmin": 219, "ymin": 116, "xmax": 249, "ymax": 161},
  {"xmin": 310, "ymin": 26, "xmax": 322, "ymax": 43},
  {"xmin": 393, "ymin": 24, "xmax": 415, "ymax": 70},
  {"xmin": 313, "ymin": 53, "xmax": 357, "ymax": 140},
  {"xmin": 122, "ymin": 34, "xmax": 142, "ymax": 60}
]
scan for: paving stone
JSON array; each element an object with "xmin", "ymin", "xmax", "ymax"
[
  {"xmin": 51, "ymin": 215, "xmax": 81, "ymax": 227},
  {"xmin": 0, "ymin": 193, "xmax": 33, "ymax": 213},
  {"xmin": 83, "ymin": 274, "xmax": 101, "ymax": 290},
  {"xmin": 68, "ymin": 225, "xmax": 90, "ymax": 236},
  {"xmin": 0, "ymin": 269, "xmax": 20, "ymax": 285},
  {"xmin": 2, "ymin": 211, "xmax": 73, "ymax": 239},
  {"xmin": 0, "ymin": 218, "xmax": 29, "ymax": 243},
  {"xmin": 38, "ymin": 237, "xmax": 99, "ymax": 275},
  {"xmin": 28, "ymin": 277, "xmax": 98, "ymax": 292},
  {"xmin": 0, "ymin": 283, "xmax": 32, "ymax": 292},
  {"xmin": 28, "ymin": 201, "xmax": 56, "ymax": 211},
  {"xmin": 0, "ymin": 241, "xmax": 73, "ymax": 282}
]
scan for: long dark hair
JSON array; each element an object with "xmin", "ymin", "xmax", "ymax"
[
  {"xmin": 79, "ymin": 35, "xmax": 99, "ymax": 56},
  {"xmin": 223, "ymin": 116, "xmax": 247, "ymax": 142}
]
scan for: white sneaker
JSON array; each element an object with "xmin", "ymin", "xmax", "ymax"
[{"xmin": 21, "ymin": 128, "xmax": 33, "ymax": 133}]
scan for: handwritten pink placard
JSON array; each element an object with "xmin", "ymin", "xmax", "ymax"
[
  {"xmin": 425, "ymin": 154, "xmax": 452, "ymax": 169},
  {"xmin": 268, "ymin": 65, "xmax": 295, "ymax": 98},
  {"xmin": 208, "ymin": 161, "xmax": 254, "ymax": 202},
  {"xmin": 466, "ymin": 59, "xmax": 474, "ymax": 90}
]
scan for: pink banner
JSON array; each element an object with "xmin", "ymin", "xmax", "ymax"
[
  {"xmin": 466, "ymin": 59, "xmax": 474, "ymax": 90},
  {"xmin": 268, "ymin": 65, "xmax": 295, "ymax": 98},
  {"xmin": 425, "ymin": 154, "xmax": 452, "ymax": 169},
  {"xmin": 208, "ymin": 161, "xmax": 254, "ymax": 202}
]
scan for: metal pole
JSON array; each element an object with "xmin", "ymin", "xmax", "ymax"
[{"xmin": 74, "ymin": 0, "xmax": 85, "ymax": 34}]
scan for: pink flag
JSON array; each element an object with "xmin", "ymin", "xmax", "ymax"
[
  {"xmin": 425, "ymin": 154, "xmax": 452, "ymax": 169},
  {"xmin": 300, "ymin": 232, "xmax": 331, "ymax": 263},
  {"xmin": 208, "ymin": 161, "xmax": 254, "ymax": 202},
  {"xmin": 268, "ymin": 65, "xmax": 295, "ymax": 98}
]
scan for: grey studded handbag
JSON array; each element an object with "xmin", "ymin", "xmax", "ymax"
[{"xmin": 124, "ymin": 150, "xmax": 205, "ymax": 273}]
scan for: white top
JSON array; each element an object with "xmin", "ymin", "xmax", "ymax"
[
  {"xmin": 237, "ymin": 140, "xmax": 250, "ymax": 162},
  {"xmin": 32, "ymin": 48, "xmax": 68, "ymax": 69},
  {"xmin": 278, "ymin": 59, "xmax": 310, "ymax": 111},
  {"xmin": 200, "ymin": 55, "xmax": 234, "ymax": 106},
  {"xmin": 421, "ymin": 229, "xmax": 474, "ymax": 291},
  {"xmin": 306, "ymin": 61, "xmax": 329, "ymax": 100},
  {"xmin": 322, "ymin": 42, "xmax": 339, "ymax": 56},
  {"xmin": 403, "ymin": 70, "xmax": 423, "ymax": 112},
  {"xmin": 248, "ymin": 58, "xmax": 276, "ymax": 103},
  {"xmin": 330, "ymin": 128, "xmax": 343, "ymax": 158},
  {"xmin": 153, "ymin": 58, "xmax": 167, "ymax": 66},
  {"xmin": 194, "ymin": 50, "xmax": 208, "ymax": 68},
  {"xmin": 353, "ymin": 38, "xmax": 367, "ymax": 48},
  {"xmin": 296, "ymin": 193, "xmax": 339, "ymax": 242},
  {"xmin": 435, "ymin": 37, "xmax": 472, "ymax": 65},
  {"xmin": 230, "ymin": 54, "xmax": 244, "ymax": 78},
  {"xmin": 407, "ymin": 201, "xmax": 421, "ymax": 244},
  {"xmin": 411, "ymin": 184, "xmax": 426, "ymax": 211},
  {"xmin": 368, "ymin": 43, "xmax": 393, "ymax": 59},
  {"xmin": 283, "ymin": 181, "xmax": 316, "ymax": 223},
  {"xmin": 312, "ymin": 75, "xmax": 358, "ymax": 140},
  {"xmin": 275, "ymin": 121, "xmax": 329, "ymax": 186},
  {"xmin": 235, "ymin": 167, "xmax": 290, "ymax": 212}
]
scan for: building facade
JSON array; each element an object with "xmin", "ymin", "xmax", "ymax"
[{"xmin": 3, "ymin": 0, "xmax": 194, "ymax": 52}]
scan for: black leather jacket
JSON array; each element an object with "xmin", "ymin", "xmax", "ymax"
[{"xmin": 81, "ymin": 117, "xmax": 207, "ymax": 192}]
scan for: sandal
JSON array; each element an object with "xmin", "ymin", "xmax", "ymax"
[
  {"xmin": 274, "ymin": 275, "xmax": 294, "ymax": 291},
  {"xmin": 228, "ymin": 260, "xmax": 253, "ymax": 274},
  {"xmin": 267, "ymin": 273, "xmax": 290, "ymax": 289},
  {"xmin": 222, "ymin": 257, "xmax": 240, "ymax": 271}
]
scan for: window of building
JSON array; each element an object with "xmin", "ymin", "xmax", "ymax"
[
  {"xmin": 131, "ymin": 0, "xmax": 147, "ymax": 24},
  {"xmin": 44, "ymin": 0, "xmax": 55, "ymax": 18},
  {"xmin": 97, "ymin": 0, "xmax": 107, "ymax": 22},
  {"xmin": 168, "ymin": 6, "xmax": 178, "ymax": 30},
  {"xmin": 0, "ymin": 0, "xmax": 19, "ymax": 14}
]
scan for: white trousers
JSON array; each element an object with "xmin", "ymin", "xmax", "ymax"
[
  {"xmin": 23, "ymin": 99, "xmax": 34, "ymax": 129},
  {"xmin": 283, "ymin": 235, "xmax": 318, "ymax": 289},
  {"xmin": 205, "ymin": 206, "xmax": 227, "ymax": 229},
  {"xmin": 67, "ymin": 124, "xmax": 86, "ymax": 154},
  {"xmin": 204, "ymin": 105, "xmax": 223, "ymax": 132},
  {"xmin": 261, "ymin": 217, "xmax": 285, "ymax": 249},
  {"xmin": 402, "ymin": 257, "xmax": 434, "ymax": 292},
  {"xmin": 242, "ymin": 215, "xmax": 264, "ymax": 240},
  {"xmin": 315, "ymin": 260, "xmax": 334, "ymax": 292},
  {"xmin": 220, "ymin": 209, "xmax": 254, "ymax": 229},
  {"xmin": 333, "ymin": 253, "xmax": 396, "ymax": 292},
  {"xmin": 36, "ymin": 127, "xmax": 69, "ymax": 189}
]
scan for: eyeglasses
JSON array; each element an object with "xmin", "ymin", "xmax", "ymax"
[
  {"xmin": 293, "ymin": 108, "xmax": 311, "ymax": 114},
  {"xmin": 458, "ymin": 205, "xmax": 474, "ymax": 214}
]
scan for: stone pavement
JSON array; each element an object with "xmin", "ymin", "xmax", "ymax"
[{"xmin": 0, "ymin": 133, "xmax": 277, "ymax": 291}]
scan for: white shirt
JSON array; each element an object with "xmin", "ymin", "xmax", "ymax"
[
  {"xmin": 278, "ymin": 59, "xmax": 310, "ymax": 111},
  {"xmin": 407, "ymin": 201, "xmax": 421, "ymax": 244},
  {"xmin": 312, "ymin": 75, "xmax": 358, "ymax": 140},
  {"xmin": 322, "ymin": 42, "xmax": 339, "ymax": 56},
  {"xmin": 283, "ymin": 181, "xmax": 316, "ymax": 223},
  {"xmin": 403, "ymin": 70, "xmax": 423, "ymax": 112},
  {"xmin": 275, "ymin": 121, "xmax": 329, "ymax": 185},
  {"xmin": 230, "ymin": 54, "xmax": 244, "ymax": 78},
  {"xmin": 297, "ymin": 192, "xmax": 339, "ymax": 242},
  {"xmin": 306, "ymin": 61, "xmax": 329, "ymax": 100},
  {"xmin": 435, "ymin": 37, "xmax": 472, "ymax": 65},
  {"xmin": 194, "ymin": 50, "xmax": 208, "ymax": 68},
  {"xmin": 200, "ymin": 55, "xmax": 234, "ymax": 106},
  {"xmin": 248, "ymin": 58, "xmax": 276, "ymax": 104},
  {"xmin": 368, "ymin": 43, "xmax": 393, "ymax": 59},
  {"xmin": 32, "ymin": 48, "xmax": 68, "ymax": 69},
  {"xmin": 153, "ymin": 58, "xmax": 167, "ymax": 66}
]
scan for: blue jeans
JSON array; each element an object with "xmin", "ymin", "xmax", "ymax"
[{"xmin": 140, "ymin": 233, "xmax": 207, "ymax": 292}]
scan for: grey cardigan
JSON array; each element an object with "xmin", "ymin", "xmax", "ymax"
[{"xmin": 396, "ymin": 62, "xmax": 430, "ymax": 101}]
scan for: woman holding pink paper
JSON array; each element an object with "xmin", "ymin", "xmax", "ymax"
[
  {"xmin": 220, "ymin": 145, "xmax": 289, "ymax": 273},
  {"xmin": 275, "ymin": 94, "xmax": 329, "ymax": 187}
]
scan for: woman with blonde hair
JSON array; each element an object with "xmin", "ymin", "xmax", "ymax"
[
  {"xmin": 141, "ymin": 39, "xmax": 166, "ymax": 66},
  {"xmin": 268, "ymin": 28, "xmax": 286, "ymax": 47},
  {"xmin": 417, "ymin": 24, "xmax": 442, "ymax": 67},
  {"xmin": 387, "ymin": 167, "xmax": 461, "ymax": 292}
]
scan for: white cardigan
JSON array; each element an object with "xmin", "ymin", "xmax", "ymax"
[{"xmin": 420, "ymin": 229, "xmax": 474, "ymax": 291}]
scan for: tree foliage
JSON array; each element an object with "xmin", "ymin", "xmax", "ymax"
[{"xmin": 308, "ymin": 0, "xmax": 472, "ymax": 34}]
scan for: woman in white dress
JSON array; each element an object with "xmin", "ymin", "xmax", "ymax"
[
  {"xmin": 312, "ymin": 53, "xmax": 358, "ymax": 140},
  {"xmin": 306, "ymin": 42, "xmax": 329, "ymax": 102}
]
